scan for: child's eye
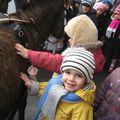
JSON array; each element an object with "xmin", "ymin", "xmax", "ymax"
[
  {"xmin": 65, "ymin": 71, "xmax": 70, "ymax": 74},
  {"xmin": 77, "ymin": 74, "xmax": 83, "ymax": 78}
]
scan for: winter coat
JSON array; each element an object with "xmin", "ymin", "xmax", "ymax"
[
  {"xmin": 28, "ymin": 45, "xmax": 105, "ymax": 73},
  {"xmin": 29, "ymin": 76, "xmax": 96, "ymax": 120},
  {"xmin": 102, "ymin": 19, "xmax": 120, "ymax": 70},
  {"xmin": 28, "ymin": 50, "xmax": 62, "ymax": 73},
  {"xmin": 94, "ymin": 67, "xmax": 120, "ymax": 120},
  {"xmin": 78, "ymin": 9, "xmax": 98, "ymax": 28},
  {"xmin": 97, "ymin": 12, "xmax": 111, "ymax": 40}
]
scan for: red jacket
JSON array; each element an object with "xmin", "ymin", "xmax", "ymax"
[{"xmin": 28, "ymin": 48, "xmax": 105, "ymax": 73}]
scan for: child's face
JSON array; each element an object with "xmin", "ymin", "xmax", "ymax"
[
  {"xmin": 96, "ymin": 8, "xmax": 104, "ymax": 16},
  {"xmin": 62, "ymin": 69, "xmax": 86, "ymax": 92},
  {"xmin": 104, "ymin": 4, "xmax": 110, "ymax": 11},
  {"xmin": 114, "ymin": 13, "xmax": 120, "ymax": 20},
  {"xmin": 81, "ymin": 5, "xmax": 91, "ymax": 13}
]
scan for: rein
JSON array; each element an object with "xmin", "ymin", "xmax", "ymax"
[
  {"xmin": 0, "ymin": 17, "xmax": 31, "ymax": 23},
  {"xmin": 0, "ymin": 13, "xmax": 45, "ymax": 50},
  {"xmin": 0, "ymin": 12, "xmax": 32, "ymax": 24}
]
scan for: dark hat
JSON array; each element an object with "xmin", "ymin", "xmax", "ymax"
[
  {"xmin": 102, "ymin": 0, "xmax": 113, "ymax": 9},
  {"xmin": 81, "ymin": 0, "xmax": 94, "ymax": 7}
]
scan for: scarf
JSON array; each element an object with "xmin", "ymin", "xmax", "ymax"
[
  {"xmin": 35, "ymin": 74, "xmax": 82, "ymax": 120},
  {"xmin": 106, "ymin": 19, "xmax": 120, "ymax": 38}
]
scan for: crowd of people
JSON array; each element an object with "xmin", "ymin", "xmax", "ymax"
[
  {"xmin": 64, "ymin": 0, "xmax": 120, "ymax": 73},
  {"xmin": 0, "ymin": 0, "xmax": 120, "ymax": 119}
]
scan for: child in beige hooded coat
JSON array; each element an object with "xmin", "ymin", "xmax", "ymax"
[{"xmin": 15, "ymin": 15, "xmax": 105, "ymax": 74}]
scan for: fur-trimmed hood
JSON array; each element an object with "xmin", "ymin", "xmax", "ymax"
[{"xmin": 76, "ymin": 40, "xmax": 103, "ymax": 49}]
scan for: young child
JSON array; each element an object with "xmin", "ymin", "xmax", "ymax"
[
  {"xmin": 19, "ymin": 48, "xmax": 96, "ymax": 120},
  {"xmin": 93, "ymin": 2, "xmax": 106, "ymax": 17},
  {"xmin": 78, "ymin": 0, "xmax": 98, "ymax": 27},
  {"xmin": 15, "ymin": 15, "xmax": 105, "ymax": 74},
  {"xmin": 102, "ymin": 4, "xmax": 120, "ymax": 72},
  {"xmin": 97, "ymin": 0, "xmax": 113, "ymax": 40},
  {"xmin": 94, "ymin": 67, "xmax": 120, "ymax": 120},
  {"xmin": 93, "ymin": 1, "xmax": 110, "ymax": 40}
]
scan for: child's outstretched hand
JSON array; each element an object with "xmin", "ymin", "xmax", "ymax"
[
  {"xmin": 15, "ymin": 43, "xmax": 28, "ymax": 58},
  {"xmin": 20, "ymin": 72, "xmax": 32, "ymax": 88}
]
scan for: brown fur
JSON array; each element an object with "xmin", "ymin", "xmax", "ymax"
[
  {"xmin": 0, "ymin": 0, "xmax": 63, "ymax": 119},
  {"xmin": 0, "ymin": 28, "xmax": 28, "ymax": 119},
  {"xmin": 17, "ymin": 0, "xmax": 64, "ymax": 41}
]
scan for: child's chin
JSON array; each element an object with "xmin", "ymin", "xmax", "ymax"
[{"xmin": 66, "ymin": 87, "xmax": 75, "ymax": 92}]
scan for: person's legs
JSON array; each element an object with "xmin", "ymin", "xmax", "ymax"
[{"xmin": 108, "ymin": 59, "xmax": 117, "ymax": 72}]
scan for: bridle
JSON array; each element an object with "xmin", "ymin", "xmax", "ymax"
[
  {"xmin": 0, "ymin": 16, "xmax": 31, "ymax": 23},
  {"xmin": 0, "ymin": 12, "xmax": 45, "ymax": 50},
  {"xmin": 0, "ymin": 0, "xmax": 63, "ymax": 50}
]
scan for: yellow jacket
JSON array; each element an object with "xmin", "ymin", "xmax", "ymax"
[{"xmin": 37, "ymin": 80, "xmax": 96, "ymax": 120}]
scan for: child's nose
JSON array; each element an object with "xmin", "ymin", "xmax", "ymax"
[{"xmin": 68, "ymin": 74, "xmax": 75, "ymax": 81}]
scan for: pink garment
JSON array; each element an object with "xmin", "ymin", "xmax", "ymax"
[
  {"xmin": 28, "ymin": 48, "xmax": 105, "ymax": 74},
  {"xmin": 89, "ymin": 48, "xmax": 105, "ymax": 73},
  {"xmin": 114, "ymin": 4, "xmax": 120, "ymax": 15},
  {"xmin": 106, "ymin": 20, "xmax": 120, "ymax": 38},
  {"xmin": 109, "ymin": 20, "xmax": 120, "ymax": 29},
  {"xmin": 93, "ymin": 2, "xmax": 106, "ymax": 10}
]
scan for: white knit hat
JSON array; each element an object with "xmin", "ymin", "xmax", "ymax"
[
  {"xmin": 64, "ymin": 15, "xmax": 98, "ymax": 47},
  {"xmin": 61, "ymin": 48, "xmax": 95, "ymax": 82}
]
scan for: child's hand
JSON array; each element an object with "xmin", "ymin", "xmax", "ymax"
[
  {"xmin": 15, "ymin": 43, "xmax": 28, "ymax": 58},
  {"xmin": 20, "ymin": 72, "xmax": 32, "ymax": 88}
]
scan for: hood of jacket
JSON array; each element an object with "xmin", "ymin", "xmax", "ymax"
[{"xmin": 75, "ymin": 80, "xmax": 96, "ymax": 105}]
